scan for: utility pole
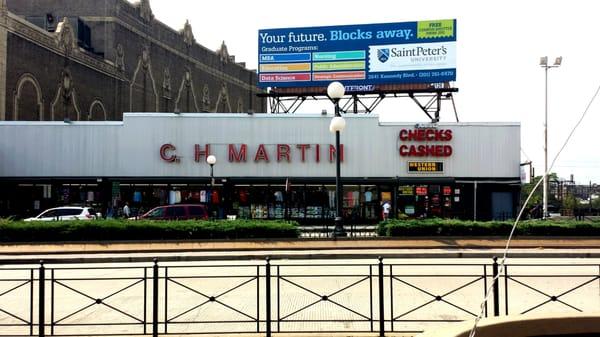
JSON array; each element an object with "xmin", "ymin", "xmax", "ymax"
[{"xmin": 540, "ymin": 56, "xmax": 562, "ymax": 219}]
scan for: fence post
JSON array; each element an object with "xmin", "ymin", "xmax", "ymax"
[
  {"xmin": 38, "ymin": 260, "xmax": 45, "ymax": 337},
  {"xmin": 152, "ymin": 258, "xmax": 159, "ymax": 337},
  {"xmin": 492, "ymin": 256, "xmax": 500, "ymax": 316},
  {"xmin": 378, "ymin": 256, "xmax": 384, "ymax": 337},
  {"xmin": 265, "ymin": 257, "xmax": 271, "ymax": 337}
]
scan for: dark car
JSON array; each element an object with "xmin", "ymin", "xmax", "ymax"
[{"xmin": 138, "ymin": 204, "xmax": 208, "ymax": 220}]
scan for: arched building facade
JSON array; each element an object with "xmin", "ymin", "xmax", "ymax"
[{"xmin": 0, "ymin": 0, "xmax": 265, "ymax": 122}]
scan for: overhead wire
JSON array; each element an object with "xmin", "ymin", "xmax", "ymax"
[{"xmin": 468, "ymin": 81, "xmax": 600, "ymax": 337}]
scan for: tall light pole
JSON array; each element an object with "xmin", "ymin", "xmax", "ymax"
[
  {"xmin": 206, "ymin": 154, "xmax": 216, "ymax": 219},
  {"xmin": 540, "ymin": 56, "xmax": 562, "ymax": 219},
  {"xmin": 328, "ymin": 81, "xmax": 346, "ymax": 237}
]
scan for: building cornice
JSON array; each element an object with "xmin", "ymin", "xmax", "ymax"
[
  {"xmin": 5, "ymin": 12, "xmax": 125, "ymax": 81},
  {"xmin": 81, "ymin": 15, "xmax": 263, "ymax": 94}
]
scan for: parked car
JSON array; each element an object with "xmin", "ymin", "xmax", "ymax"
[
  {"xmin": 136, "ymin": 204, "xmax": 208, "ymax": 220},
  {"xmin": 24, "ymin": 206, "xmax": 100, "ymax": 221}
]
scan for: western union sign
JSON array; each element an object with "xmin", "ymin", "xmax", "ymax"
[{"xmin": 408, "ymin": 161, "xmax": 444, "ymax": 172}]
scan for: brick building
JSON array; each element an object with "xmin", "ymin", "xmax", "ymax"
[{"xmin": 0, "ymin": 0, "xmax": 265, "ymax": 121}]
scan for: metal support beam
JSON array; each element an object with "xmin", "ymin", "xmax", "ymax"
[
  {"xmin": 262, "ymin": 87, "xmax": 459, "ymax": 121},
  {"xmin": 435, "ymin": 92, "xmax": 441, "ymax": 122},
  {"xmin": 450, "ymin": 93, "xmax": 459, "ymax": 122},
  {"xmin": 409, "ymin": 93, "xmax": 435, "ymax": 121}
]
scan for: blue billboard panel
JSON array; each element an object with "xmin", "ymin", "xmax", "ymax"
[{"xmin": 258, "ymin": 19, "xmax": 456, "ymax": 88}]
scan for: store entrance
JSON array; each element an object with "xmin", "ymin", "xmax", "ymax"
[{"xmin": 397, "ymin": 184, "xmax": 455, "ymax": 218}]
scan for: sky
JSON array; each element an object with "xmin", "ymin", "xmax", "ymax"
[{"xmin": 135, "ymin": 0, "xmax": 600, "ymax": 184}]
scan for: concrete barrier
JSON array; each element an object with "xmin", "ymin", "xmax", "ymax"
[{"xmin": 418, "ymin": 313, "xmax": 600, "ymax": 337}]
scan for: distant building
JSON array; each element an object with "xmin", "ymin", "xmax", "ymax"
[{"xmin": 0, "ymin": 0, "xmax": 265, "ymax": 121}]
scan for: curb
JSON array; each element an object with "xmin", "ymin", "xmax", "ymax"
[
  {"xmin": 1, "ymin": 237, "xmax": 600, "ymax": 264},
  {"xmin": 2, "ymin": 236, "xmax": 600, "ymax": 254}
]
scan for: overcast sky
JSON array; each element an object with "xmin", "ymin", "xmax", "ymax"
[{"xmin": 136, "ymin": 0, "xmax": 600, "ymax": 184}]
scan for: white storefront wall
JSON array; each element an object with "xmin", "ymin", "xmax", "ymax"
[{"xmin": 0, "ymin": 114, "xmax": 520, "ymax": 179}]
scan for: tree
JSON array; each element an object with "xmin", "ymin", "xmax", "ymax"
[
  {"xmin": 592, "ymin": 196, "xmax": 600, "ymax": 209},
  {"xmin": 521, "ymin": 173, "xmax": 559, "ymax": 208},
  {"xmin": 562, "ymin": 194, "xmax": 577, "ymax": 212}
]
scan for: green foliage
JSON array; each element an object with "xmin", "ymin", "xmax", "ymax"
[
  {"xmin": 562, "ymin": 194, "xmax": 578, "ymax": 211},
  {"xmin": 379, "ymin": 218, "xmax": 600, "ymax": 236},
  {"xmin": 593, "ymin": 197, "xmax": 600, "ymax": 209},
  {"xmin": 521, "ymin": 173, "xmax": 559, "ymax": 208},
  {"xmin": 0, "ymin": 219, "xmax": 299, "ymax": 242}
]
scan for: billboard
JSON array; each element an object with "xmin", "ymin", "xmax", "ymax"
[{"xmin": 258, "ymin": 19, "xmax": 456, "ymax": 88}]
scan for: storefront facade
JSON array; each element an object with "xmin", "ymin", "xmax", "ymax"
[{"xmin": 0, "ymin": 114, "xmax": 521, "ymax": 222}]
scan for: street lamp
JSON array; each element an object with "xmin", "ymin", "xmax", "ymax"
[
  {"xmin": 206, "ymin": 154, "xmax": 216, "ymax": 219},
  {"xmin": 328, "ymin": 81, "xmax": 346, "ymax": 237},
  {"xmin": 540, "ymin": 56, "xmax": 562, "ymax": 219}
]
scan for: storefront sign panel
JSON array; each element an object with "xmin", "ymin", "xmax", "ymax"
[
  {"xmin": 408, "ymin": 161, "xmax": 444, "ymax": 173},
  {"xmin": 0, "ymin": 115, "xmax": 520, "ymax": 179}
]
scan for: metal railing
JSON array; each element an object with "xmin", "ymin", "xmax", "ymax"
[{"xmin": 0, "ymin": 257, "xmax": 598, "ymax": 336}]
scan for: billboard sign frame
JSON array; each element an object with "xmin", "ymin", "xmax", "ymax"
[{"xmin": 258, "ymin": 19, "xmax": 456, "ymax": 88}]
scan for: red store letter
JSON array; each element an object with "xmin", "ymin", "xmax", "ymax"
[
  {"xmin": 228, "ymin": 144, "xmax": 247, "ymax": 162},
  {"xmin": 297, "ymin": 144, "xmax": 311, "ymax": 162},
  {"xmin": 194, "ymin": 144, "xmax": 211, "ymax": 162},
  {"xmin": 277, "ymin": 144, "xmax": 291, "ymax": 162},
  {"xmin": 329, "ymin": 144, "xmax": 344, "ymax": 163},
  {"xmin": 160, "ymin": 144, "xmax": 177, "ymax": 162},
  {"xmin": 254, "ymin": 144, "xmax": 270, "ymax": 162}
]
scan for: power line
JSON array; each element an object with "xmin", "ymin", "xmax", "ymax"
[{"xmin": 468, "ymin": 81, "xmax": 600, "ymax": 337}]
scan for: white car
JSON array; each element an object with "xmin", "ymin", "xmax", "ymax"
[{"xmin": 24, "ymin": 206, "xmax": 100, "ymax": 221}]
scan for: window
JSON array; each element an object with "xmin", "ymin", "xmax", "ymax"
[
  {"xmin": 40, "ymin": 210, "xmax": 57, "ymax": 218},
  {"xmin": 166, "ymin": 206, "xmax": 186, "ymax": 217},
  {"xmin": 57, "ymin": 208, "xmax": 83, "ymax": 216},
  {"xmin": 147, "ymin": 208, "xmax": 164, "ymax": 218},
  {"xmin": 443, "ymin": 186, "xmax": 452, "ymax": 196},
  {"xmin": 416, "ymin": 186, "xmax": 428, "ymax": 196},
  {"xmin": 188, "ymin": 206, "xmax": 206, "ymax": 217},
  {"xmin": 77, "ymin": 19, "xmax": 92, "ymax": 51}
]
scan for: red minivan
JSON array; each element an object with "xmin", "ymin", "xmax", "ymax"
[{"xmin": 139, "ymin": 204, "xmax": 208, "ymax": 220}]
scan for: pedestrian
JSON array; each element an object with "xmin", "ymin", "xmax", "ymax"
[
  {"xmin": 382, "ymin": 200, "xmax": 391, "ymax": 221},
  {"xmin": 122, "ymin": 202, "xmax": 131, "ymax": 218}
]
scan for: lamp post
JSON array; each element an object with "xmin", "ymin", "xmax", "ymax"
[
  {"xmin": 206, "ymin": 154, "xmax": 216, "ymax": 219},
  {"xmin": 328, "ymin": 81, "xmax": 346, "ymax": 237},
  {"xmin": 540, "ymin": 56, "xmax": 562, "ymax": 219}
]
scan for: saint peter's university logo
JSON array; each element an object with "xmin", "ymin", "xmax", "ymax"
[{"xmin": 377, "ymin": 48, "xmax": 390, "ymax": 63}]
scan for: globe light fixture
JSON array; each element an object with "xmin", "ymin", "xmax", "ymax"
[
  {"xmin": 327, "ymin": 81, "xmax": 346, "ymax": 237},
  {"xmin": 206, "ymin": 154, "xmax": 217, "ymax": 219}
]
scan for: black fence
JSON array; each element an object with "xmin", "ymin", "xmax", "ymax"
[{"xmin": 0, "ymin": 257, "xmax": 599, "ymax": 336}]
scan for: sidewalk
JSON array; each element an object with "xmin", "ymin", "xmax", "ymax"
[
  {"xmin": 1, "ymin": 237, "xmax": 600, "ymax": 256},
  {"xmin": 1, "ymin": 239, "xmax": 599, "ymax": 337}
]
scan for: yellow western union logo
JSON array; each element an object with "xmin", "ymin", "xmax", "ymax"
[
  {"xmin": 408, "ymin": 161, "xmax": 443, "ymax": 172},
  {"xmin": 259, "ymin": 63, "xmax": 311, "ymax": 72}
]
